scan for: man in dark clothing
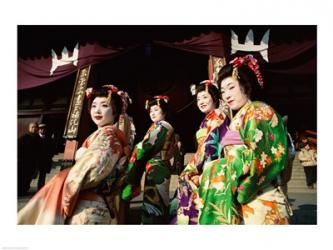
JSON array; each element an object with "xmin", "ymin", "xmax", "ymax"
[
  {"xmin": 18, "ymin": 122, "xmax": 41, "ymax": 196},
  {"xmin": 37, "ymin": 123, "xmax": 55, "ymax": 190}
]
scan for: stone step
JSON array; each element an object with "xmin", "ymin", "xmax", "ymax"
[
  {"xmin": 288, "ymin": 182, "xmax": 309, "ymax": 188},
  {"xmin": 288, "ymin": 187, "xmax": 317, "ymax": 193},
  {"xmin": 52, "ymin": 153, "xmax": 64, "ymax": 161}
]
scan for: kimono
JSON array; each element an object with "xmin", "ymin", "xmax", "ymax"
[
  {"xmin": 117, "ymin": 113, "xmax": 136, "ymax": 151},
  {"xmin": 197, "ymin": 101, "xmax": 290, "ymax": 224},
  {"xmin": 115, "ymin": 112, "xmax": 136, "ymax": 224},
  {"xmin": 17, "ymin": 125, "xmax": 129, "ymax": 224},
  {"xmin": 124, "ymin": 120, "xmax": 175, "ymax": 224},
  {"xmin": 175, "ymin": 109, "xmax": 229, "ymax": 224}
]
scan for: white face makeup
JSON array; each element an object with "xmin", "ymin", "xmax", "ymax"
[
  {"xmin": 90, "ymin": 97, "xmax": 114, "ymax": 128},
  {"xmin": 149, "ymin": 104, "xmax": 165, "ymax": 123},
  {"xmin": 220, "ymin": 76, "xmax": 248, "ymax": 111},
  {"xmin": 196, "ymin": 91, "xmax": 215, "ymax": 114}
]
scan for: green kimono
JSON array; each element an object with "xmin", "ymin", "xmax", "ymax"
[
  {"xmin": 198, "ymin": 101, "xmax": 290, "ymax": 224},
  {"xmin": 122, "ymin": 120, "xmax": 175, "ymax": 224}
]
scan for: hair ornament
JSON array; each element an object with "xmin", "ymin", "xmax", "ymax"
[
  {"xmin": 102, "ymin": 84, "xmax": 119, "ymax": 104},
  {"xmin": 85, "ymin": 87, "xmax": 94, "ymax": 99},
  {"xmin": 229, "ymin": 54, "xmax": 264, "ymax": 88},
  {"xmin": 190, "ymin": 84, "xmax": 196, "ymax": 96},
  {"xmin": 117, "ymin": 90, "xmax": 133, "ymax": 104},
  {"xmin": 199, "ymin": 80, "xmax": 218, "ymax": 92},
  {"xmin": 154, "ymin": 95, "xmax": 169, "ymax": 104},
  {"xmin": 145, "ymin": 95, "xmax": 169, "ymax": 110}
]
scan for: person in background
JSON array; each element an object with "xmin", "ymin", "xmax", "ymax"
[
  {"xmin": 298, "ymin": 137, "xmax": 317, "ymax": 189},
  {"xmin": 36, "ymin": 123, "xmax": 55, "ymax": 190},
  {"xmin": 18, "ymin": 122, "xmax": 40, "ymax": 196},
  {"xmin": 121, "ymin": 95, "xmax": 175, "ymax": 224},
  {"xmin": 18, "ymin": 86, "xmax": 129, "ymax": 224}
]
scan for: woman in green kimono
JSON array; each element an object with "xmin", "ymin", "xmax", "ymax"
[
  {"xmin": 121, "ymin": 95, "xmax": 175, "ymax": 224},
  {"xmin": 197, "ymin": 54, "xmax": 291, "ymax": 224}
]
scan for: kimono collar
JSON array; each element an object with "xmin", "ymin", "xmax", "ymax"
[
  {"xmin": 232, "ymin": 100, "xmax": 252, "ymax": 121},
  {"xmin": 155, "ymin": 120, "xmax": 164, "ymax": 126},
  {"xmin": 205, "ymin": 109, "xmax": 219, "ymax": 121}
]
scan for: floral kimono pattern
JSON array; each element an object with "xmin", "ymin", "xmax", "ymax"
[
  {"xmin": 117, "ymin": 113, "xmax": 136, "ymax": 151},
  {"xmin": 123, "ymin": 120, "xmax": 175, "ymax": 224},
  {"xmin": 115, "ymin": 112, "xmax": 136, "ymax": 224},
  {"xmin": 197, "ymin": 101, "xmax": 289, "ymax": 224},
  {"xmin": 17, "ymin": 125, "xmax": 128, "ymax": 224},
  {"xmin": 174, "ymin": 110, "xmax": 229, "ymax": 224}
]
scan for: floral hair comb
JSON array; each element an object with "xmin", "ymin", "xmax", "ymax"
[
  {"xmin": 199, "ymin": 80, "xmax": 218, "ymax": 92},
  {"xmin": 102, "ymin": 84, "xmax": 119, "ymax": 104},
  {"xmin": 117, "ymin": 90, "xmax": 132, "ymax": 105},
  {"xmin": 189, "ymin": 80, "xmax": 218, "ymax": 95},
  {"xmin": 85, "ymin": 87, "xmax": 94, "ymax": 99},
  {"xmin": 145, "ymin": 95, "xmax": 169, "ymax": 110},
  {"xmin": 229, "ymin": 54, "xmax": 264, "ymax": 88}
]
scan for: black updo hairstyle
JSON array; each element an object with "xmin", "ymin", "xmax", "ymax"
[
  {"xmin": 217, "ymin": 63, "xmax": 260, "ymax": 99},
  {"xmin": 87, "ymin": 87, "xmax": 123, "ymax": 124},
  {"xmin": 194, "ymin": 83, "xmax": 221, "ymax": 108},
  {"xmin": 146, "ymin": 97, "xmax": 169, "ymax": 116}
]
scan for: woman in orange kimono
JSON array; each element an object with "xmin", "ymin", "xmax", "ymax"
[{"xmin": 17, "ymin": 85, "xmax": 129, "ymax": 224}]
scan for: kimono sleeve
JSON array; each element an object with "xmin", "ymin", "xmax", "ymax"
[
  {"xmin": 183, "ymin": 125, "xmax": 225, "ymax": 176},
  {"xmin": 236, "ymin": 106, "xmax": 288, "ymax": 204},
  {"xmin": 62, "ymin": 126, "xmax": 123, "ymax": 216},
  {"xmin": 126, "ymin": 122, "xmax": 171, "ymax": 184}
]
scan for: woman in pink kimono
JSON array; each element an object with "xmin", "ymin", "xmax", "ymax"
[{"xmin": 17, "ymin": 85, "xmax": 129, "ymax": 224}]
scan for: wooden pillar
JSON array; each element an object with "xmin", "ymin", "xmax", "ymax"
[
  {"xmin": 208, "ymin": 55, "xmax": 214, "ymax": 80},
  {"xmin": 208, "ymin": 55, "xmax": 226, "ymax": 82},
  {"xmin": 62, "ymin": 65, "xmax": 91, "ymax": 168}
]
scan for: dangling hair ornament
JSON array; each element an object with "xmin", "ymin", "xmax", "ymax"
[
  {"xmin": 117, "ymin": 90, "xmax": 133, "ymax": 104},
  {"xmin": 125, "ymin": 92, "xmax": 132, "ymax": 104},
  {"xmin": 145, "ymin": 95, "xmax": 169, "ymax": 110},
  {"xmin": 154, "ymin": 95, "xmax": 169, "ymax": 105},
  {"xmin": 190, "ymin": 84, "xmax": 196, "ymax": 96},
  {"xmin": 85, "ymin": 87, "xmax": 94, "ymax": 99},
  {"xmin": 102, "ymin": 84, "xmax": 119, "ymax": 104},
  {"xmin": 229, "ymin": 54, "xmax": 264, "ymax": 88},
  {"xmin": 200, "ymin": 80, "xmax": 218, "ymax": 92}
]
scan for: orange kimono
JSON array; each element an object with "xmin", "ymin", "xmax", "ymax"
[{"xmin": 17, "ymin": 125, "xmax": 129, "ymax": 224}]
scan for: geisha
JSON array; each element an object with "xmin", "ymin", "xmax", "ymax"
[
  {"xmin": 121, "ymin": 95, "xmax": 175, "ymax": 224},
  {"xmin": 173, "ymin": 81, "xmax": 229, "ymax": 224},
  {"xmin": 197, "ymin": 55, "xmax": 291, "ymax": 224},
  {"xmin": 18, "ymin": 85, "xmax": 129, "ymax": 224}
]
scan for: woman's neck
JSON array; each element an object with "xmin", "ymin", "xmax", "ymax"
[
  {"xmin": 205, "ymin": 109, "xmax": 215, "ymax": 117},
  {"xmin": 98, "ymin": 123, "xmax": 113, "ymax": 129},
  {"xmin": 154, "ymin": 119, "xmax": 165, "ymax": 124},
  {"xmin": 231, "ymin": 100, "xmax": 251, "ymax": 119}
]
